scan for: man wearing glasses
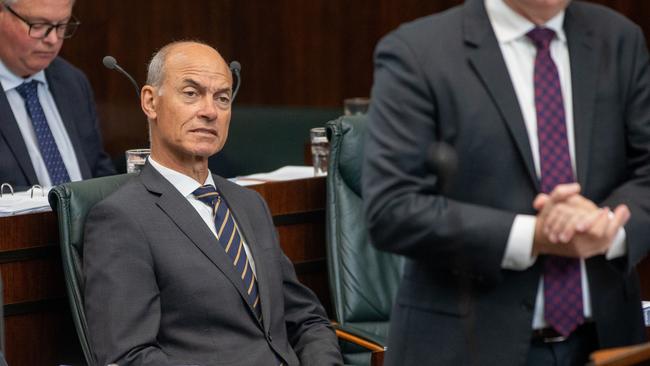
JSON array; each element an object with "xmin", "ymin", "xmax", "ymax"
[{"xmin": 0, "ymin": 0, "xmax": 114, "ymax": 189}]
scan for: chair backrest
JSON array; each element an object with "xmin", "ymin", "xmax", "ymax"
[
  {"xmin": 325, "ymin": 115, "xmax": 404, "ymax": 354},
  {"xmin": 48, "ymin": 174, "xmax": 133, "ymax": 366}
]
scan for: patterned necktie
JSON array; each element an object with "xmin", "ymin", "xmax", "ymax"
[
  {"xmin": 528, "ymin": 27, "xmax": 584, "ymax": 337},
  {"xmin": 15, "ymin": 80, "xmax": 71, "ymax": 186},
  {"xmin": 193, "ymin": 185, "xmax": 262, "ymax": 320}
]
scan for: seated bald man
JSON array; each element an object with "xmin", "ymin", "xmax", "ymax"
[{"xmin": 83, "ymin": 41, "xmax": 342, "ymax": 366}]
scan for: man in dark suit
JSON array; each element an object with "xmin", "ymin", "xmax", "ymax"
[
  {"xmin": 0, "ymin": 0, "xmax": 114, "ymax": 189},
  {"xmin": 83, "ymin": 41, "xmax": 342, "ymax": 366},
  {"xmin": 363, "ymin": 0, "xmax": 650, "ymax": 365}
]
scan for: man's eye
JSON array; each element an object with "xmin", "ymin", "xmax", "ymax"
[
  {"xmin": 183, "ymin": 90, "xmax": 197, "ymax": 97},
  {"xmin": 31, "ymin": 23, "xmax": 48, "ymax": 31}
]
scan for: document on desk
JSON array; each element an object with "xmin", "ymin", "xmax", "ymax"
[
  {"xmin": 232, "ymin": 166, "xmax": 318, "ymax": 186},
  {"xmin": 0, "ymin": 188, "xmax": 52, "ymax": 217}
]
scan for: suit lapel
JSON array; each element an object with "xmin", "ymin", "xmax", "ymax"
[
  {"xmin": 214, "ymin": 175, "xmax": 273, "ymax": 332},
  {"xmin": 45, "ymin": 63, "xmax": 92, "ymax": 179},
  {"xmin": 140, "ymin": 164, "xmax": 263, "ymax": 327},
  {"xmin": 463, "ymin": 0, "xmax": 539, "ymax": 190},
  {"xmin": 0, "ymin": 88, "xmax": 39, "ymax": 184},
  {"xmin": 564, "ymin": 5, "xmax": 597, "ymax": 187}
]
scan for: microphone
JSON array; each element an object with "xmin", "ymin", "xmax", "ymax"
[
  {"xmin": 102, "ymin": 55, "xmax": 140, "ymax": 99},
  {"xmin": 229, "ymin": 61, "xmax": 241, "ymax": 102},
  {"xmin": 427, "ymin": 141, "xmax": 458, "ymax": 195}
]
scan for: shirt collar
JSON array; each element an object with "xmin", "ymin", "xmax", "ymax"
[
  {"xmin": 0, "ymin": 58, "xmax": 48, "ymax": 93},
  {"xmin": 148, "ymin": 157, "xmax": 216, "ymax": 198},
  {"xmin": 485, "ymin": 0, "xmax": 566, "ymax": 44}
]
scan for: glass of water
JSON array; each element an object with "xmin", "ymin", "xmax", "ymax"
[
  {"xmin": 125, "ymin": 148, "xmax": 150, "ymax": 174},
  {"xmin": 310, "ymin": 127, "xmax": 328, "ymax": 176}
]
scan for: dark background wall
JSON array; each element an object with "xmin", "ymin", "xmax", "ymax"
[{"xmin": 58, "ymin": 0, "xmax": 650, "ymax": 159}]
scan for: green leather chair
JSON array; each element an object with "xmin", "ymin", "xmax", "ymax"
[
  {"xmin": 48, "ymin": 174, "xmax": 133, "ymax": 366},
  {"xmin": 325, "ymin": 115, "xmax": 404, "ymax": 366}
]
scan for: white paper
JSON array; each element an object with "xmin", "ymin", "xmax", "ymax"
[
  {"xmin": 231, "ymin": 166, "xmax": 319, "ymax": 186},
  {"xmin": 0, "ymin": 187, "xmax": 52, "ymax": 217}
]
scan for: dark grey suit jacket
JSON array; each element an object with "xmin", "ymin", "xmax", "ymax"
[
  {"xmin": 363, "ymin": 0, "xmax": 650, "ymax": 365},
  {"xmin": 0, "ymin": 57, "xmax": 115, "ymax": 189},
  {"xmin": 84, "ymin": 163, "xmax": 342, "ymax": 366}
]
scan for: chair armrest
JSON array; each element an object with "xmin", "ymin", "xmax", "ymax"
[
  {"xmin": 589, "ymin": 342, "xmax": 650, "ymax": 366},
  {"xmin": 332, "ymin": 322, "xmax": 386, "ymax": 366}
]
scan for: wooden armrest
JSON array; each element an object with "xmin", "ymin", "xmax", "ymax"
[
  {"xmin": 590, "ymin": 342, "xmax": 650, "ymax": 366},
  {"xmin": 332, "ymin": 321, "xmax": 386, "ymax": 366}
]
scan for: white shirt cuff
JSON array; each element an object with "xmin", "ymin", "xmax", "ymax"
[
  {"xmin": 606, "ymin": 227, "xmax": 627, "ymax": 259},
  {"xmin": 501, "ymin": 214, "xmax": 537, "ymax": 270}
]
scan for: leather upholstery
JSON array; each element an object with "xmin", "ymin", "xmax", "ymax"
[
  {"xmin": 49, "ymin": 174, "xmax": 133, "ymax": 366},
  {"xmin": 326, "ymin": 115, "xmax": 403, "ymax": 365}
]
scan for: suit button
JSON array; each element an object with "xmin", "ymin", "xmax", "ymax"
[{"xmin": 521, "ymin": 300, "xmax": 533, "ymax": 311}]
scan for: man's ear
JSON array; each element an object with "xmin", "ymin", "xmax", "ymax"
[{"xmin": 141, "ymin": 85, "xmax": 158, "ymax": 120}]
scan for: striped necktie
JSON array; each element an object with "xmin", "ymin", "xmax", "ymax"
[
  {"xmin": 528, "ymin": 27, "xmax": 584, "ymax": 337},
  {"xmin": 15, "ymin": 80, "xmax": 71, "ymax": 186},
  {"xmin": 193, "ymin": 185, "xmax": 262, "ymax": 320}
]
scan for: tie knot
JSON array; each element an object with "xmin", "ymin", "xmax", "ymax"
[
  {"xmin": 15, "ymin": 80, "xmax": 39, "ymax": 100},
  {"xmin": 526, "ymin": 27, "xmax": 556, "ymax": 51},
  {"xmin": 193, "ymin": 185, "xmax": 219, "ymax": 207}
]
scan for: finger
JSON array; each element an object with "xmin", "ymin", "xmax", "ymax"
[
  {"xmin": 564, "ymin": 194, "xmax": 598, "ymax": 211},
  {"xmin": 558, "ymin": 212, "xmax": 586, "ymax": 243},
  {"xmin": 533, "ymin": 193, "xmax": 550, "ymax": 211},
  {"xmin": 587, "ymin": 208, "xmax": 610, "ymax": 239},
  {"xmin": 548, "ymin": 183, "xmax": 581, "ymax": 202},
  {"xmin": 605, "ymin": 205, "xmax": 631, "ymax": 239},
  {"xmin": 575, "ymin": 208, "xmax": 603, "ymax": 233},
  {"xmin": 544, "ymin": 204, "xmax": 573, "ymax": 243}
]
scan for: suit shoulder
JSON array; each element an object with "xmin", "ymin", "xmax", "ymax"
[
  {"xmin": 88, "ymin": 176, "xmax": 144, "ymax": 215},
  {"xmin": 47, "ymin": 57, "xmax": 90, "ymax": 82},
  {"xmin": 570, "ymin": 2, "xmax": 641, "ymax": 33},
  {"xmin": 377, "ymin": 5, "xmax": 463, "ymax": 56}
]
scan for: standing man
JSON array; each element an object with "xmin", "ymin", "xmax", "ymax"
[
  {"xmin": 363, "ymin": 0, "xmax": 650, "ymax": 365},
  {"xmin": 83, "ymin": 41, "xmax": 342, "ymax": 366},
  {"xmin": 0, "ymin": 0, "xmax": 114, "ymax": 189}
]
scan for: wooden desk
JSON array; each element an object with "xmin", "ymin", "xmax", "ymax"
[{"xmin": 0, "ymin": 176, "xmax": 329, "ymax": 366}]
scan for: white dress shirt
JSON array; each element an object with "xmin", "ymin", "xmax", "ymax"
[
  {"xmin": 0, "ymin": 59, "xmax": 83, "ymax": 187},
  {"xmin": 485, "ymin": 0, "xmax": 626, "ymax": 329},
  {"xmin": 148, "ymin": 157, "xmax": 257, "ymax": 275}
]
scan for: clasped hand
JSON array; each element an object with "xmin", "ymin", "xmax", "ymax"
[{"xmin": 532, "ymin": 183, "xmax": 630, "ymax": 258}]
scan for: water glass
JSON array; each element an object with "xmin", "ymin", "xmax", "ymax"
[
  {"xmin": 125, "ymin": 148, "xmax": 150, "ymax": 174},
  {"xmin": 310, "ymin": 127, "xmax": 328, "ymax": 176}
]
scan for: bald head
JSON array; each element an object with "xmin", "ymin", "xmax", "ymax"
[{"xmin": 146, "ymin": 41, "xmax": 231, "ymax": 90}]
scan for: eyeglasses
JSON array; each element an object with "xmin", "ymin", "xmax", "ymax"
[{"xmin": 4, "ymin": 5, "xmax": 80, "ymax": 39}]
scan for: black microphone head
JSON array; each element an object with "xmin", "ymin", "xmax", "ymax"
[
  {"xmin": 229, "ymin": 61, "xmax": 241, "ymax": 74},
  {"xmin": 102, "ymin": 55, "xmax": 117, "ymax": 70}
]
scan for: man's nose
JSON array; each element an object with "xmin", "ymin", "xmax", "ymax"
[{"xmin": 198, "ymin": 97, "xmax": 218, "ymax": 120}]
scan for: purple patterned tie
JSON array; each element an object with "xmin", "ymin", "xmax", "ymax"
[
  {"xmin": 527, "ymin": 27, "xmax": 584, "ymax": 337},
  {"xmin": 15, "ymin": 80, "xmax": 71, "ymax": 186}
]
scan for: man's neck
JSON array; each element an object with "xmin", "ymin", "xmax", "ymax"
[
  {"xmin": 149, "ymin": 151, "xmax": 210, "ymax": 184},
  {"xmin": 502, "ymin": 0, "xmax": 568, "ymax": 25}
]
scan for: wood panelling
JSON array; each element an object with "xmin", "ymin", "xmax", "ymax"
[{"xmin": 56, "ymin": 1, "xmax": 650, "ymax": 160}]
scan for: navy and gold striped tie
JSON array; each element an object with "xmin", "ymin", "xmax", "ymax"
[{"xmin": 193, "ymin": 185, "xmax": 262, "ymax": 320}]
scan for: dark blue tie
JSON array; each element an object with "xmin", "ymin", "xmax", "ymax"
[
  {"xmin": 15, "ymin": 80, "xmax": 70, "ymax": 186},
  {"xmin": 193, "ymin": 185, "xmax": 262, "ymax": 320}
]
